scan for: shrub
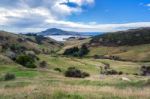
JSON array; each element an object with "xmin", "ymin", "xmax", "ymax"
[
  {"xmin": 100, "ymin": 63, "xmax": 123, "ymax": 75},
  {"xmin": 25, "ymin": 51, "xmax": 39, "ymax": 60},
  {"xmin": 26, "ymin": 62, "xmax": 36, "ymax": 68},
  {"xmin": 118, "ymin": 71, "xmax": 123, "ymax": 75},
  {"xmin": 16, "ymin": 54, "xmax": 36, "ymax": 68},
  {"xmin": 63, "ymin": 47, "xmax": 79, "ymax": 56},
  {"xmin": 82, "ymin": 72, "xmax": 90, "ymax": 77},
  {"xmin": 65, "ymin": 67, "xmax": 90, "ymax": 78},
  {"xmin": 4, "ymin": 73, "xmax": 16, "ymax": 81},
  {"xmin": 133, "ymin": 73, "xmax": 138, "ymax": 75},
  {"xmin": 140, "ymin": 65, "xmax": 150, "ymax": 76},
  {"xmin": 78, "ymin": 45, "xmax": 89, "ymax": 57},
  {"xmin": 63, "ymin": 45, "xmax": 89, "ymax": 57},
  {"xmin": 10, "ymin": 44, "xmax": 26, "ymax": 53},
  {"xmin": 54, "ymin": 68, "xmax": 62, "ymax": 72},
  {"xmin": 39, "ymin": 61, "xmax": 47, "ymax": 68},
  {"xmin": 105, "ymin": 69, "xmax": 118, "ymax": 75}
]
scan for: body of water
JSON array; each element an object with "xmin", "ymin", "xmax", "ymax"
[
  {"xmin": 47, "ymin": 35, "xmax": 76, "ymax": 41},
  {"xmin": 47, "ymin": 33, "xmax": 102, "ymax": 41}
]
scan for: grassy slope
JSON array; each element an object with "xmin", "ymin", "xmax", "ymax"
[
  {"xmin": 60, "ymin": 38, "xmax": 150, "ymax": 62},
  {"xmin": 0, "ymin": 31, "xmax": 62, "ymax": 53},
  {"xmin": 0, "ymin": 30, "xmax": 150, "ymax": 98},
  {"xmin": 58, "ymin": 38, "xmax": 91, "ymax": 54},
  {"xmin": 0, "ymin": 55, "xmax": 150, "ymax": 99},
  {"xmin": 87, "ymin": 44, "xmax": 150, "ymax": 62},
  {"xmin": 87, "ymin": 28, "xmax": 150, "ymax": 62}
]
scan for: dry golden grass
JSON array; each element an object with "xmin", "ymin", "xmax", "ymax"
[{"xmin": 0, "ymin": 83, "xmax": 149, "ymax": 99}]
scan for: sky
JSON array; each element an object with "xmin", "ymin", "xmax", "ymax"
[{"xmin": 0, "ymin": 0, "xmax": 150, "ymax": 33}]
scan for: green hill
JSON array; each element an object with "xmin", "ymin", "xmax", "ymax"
[
  {"xmin": 0, "ymin": 31, "xmax": 62, "ymax": 54},
  {"xmin": 86, "ymin": 28, "xmax": 150, "ymax": 62},
  {"xmin": 90, "ymin": 27, "xmax": 150, "ymax": 46},
  {"xmin": 0, "ymin": 30, "xmax": 150, "ymax": 99}
]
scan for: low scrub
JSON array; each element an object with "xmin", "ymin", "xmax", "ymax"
[
  {"xmin": 140, "ymin": 65, "xmax": 150, "ymax": 76},
  {"xmin": 54, "ymin": 68, "xmax": 62, "ymax": 72},
  {"xmin": 39, "ymin": 61, "xmax": 47, "ymax": 68},
  {"xmin": 63, "ymin": 45, "xmax": 89, "ymax": 57},
  {"xmin": 100, "ymin": 63, "xmax": 123, "ymax": 75},
  {"xmin": 65, "ymin": 67, "xmax": 90, "ymax": 78},
  {"xmin": 16, "ymin": 54, "xmax": 37, "ymax": 68},
  {"xmin": 4, "ymin": 73, "xmax": 16, "ymax": 81}
]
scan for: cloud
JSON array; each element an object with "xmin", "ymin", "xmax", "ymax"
[
  {"xmin": 2, "ymin": 20, "xmax": 150, "ymax": 33},
  {"xmin": 0, "ymin": 0, "xmax": 92, "ymax": 28},
  {"xmin": 45, "ymin": 20, "xmax": 150, "ymax": 32},
  {"xmin": 146, "ymin": 3, "xmax": 150, "ymax": 7},
  {"xmin": 69, "ymin": 0, "xmax": 94, "ymax": 6},
  {"xmin": 0, "ymin": 0, "xmax": 150, "ymax": 33}
]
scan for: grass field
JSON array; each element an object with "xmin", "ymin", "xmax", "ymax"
[
  {"xmin": 87, "ymin": 44, "xmax": 150, "ymax": 62},
  {"xmin": 60, "ymin": 39, "xmax": 150, "ymax": 62},
  {"xmin": 0, "ymin": 54, "xmax": 150, "ymax": 99}
]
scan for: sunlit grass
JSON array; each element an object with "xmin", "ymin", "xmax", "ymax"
[{"xmin": 0, "ymin": 55, "xmax": 149, "ymax": 98}]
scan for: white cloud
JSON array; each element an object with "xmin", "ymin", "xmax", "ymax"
[
  {"xmin": 0, "ymin": 0, "xmax": 95, "ymax": 32},
  {"xmin": 146, "ymin": 3, "xmax": 150, "ymax": 7},
  {"xmin": 0, "ymin": 0, "xmax": 150, "ymax": 33},
  {"xmin": 45, "ymin": 20, "xmax": 150, "ymax": 32},
  {"xmin": 2, "ymin": 20, "xmax": 150, "ymax": 33},
  {"xmin": 69, "ymin": 0, "xmax": 94, "ymax": 6}
]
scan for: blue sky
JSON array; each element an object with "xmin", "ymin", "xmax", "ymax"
[
  {"xmin": 69, "ymin": 0, "xmax": 150, "ymax": 23},
  {"xmin": 0, "ymin": 0, "xmax": 150, "ymax": 33}
]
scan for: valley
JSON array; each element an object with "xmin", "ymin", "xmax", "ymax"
[
  {"xmin": 0, "ymin": 28, "xmax": 150, "ymax": 99},
  {"xmin": 1, "ymin": 0, "xmax": 150, "ymax": 98}
]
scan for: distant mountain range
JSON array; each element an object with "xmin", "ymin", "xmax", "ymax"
[{"xmin": 37, "ymin": 28, "xmax": 101, "ymax": 36}]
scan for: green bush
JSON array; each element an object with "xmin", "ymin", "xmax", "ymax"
[
  {"xmin": 63, "ymin": 45, "xmax": 89, "ymax": 57},
  {"xmin": 26, "ymin": 62, "xmax": 36, "ymax": 68},
  {"xmin": 54, "ymin": 68, "xmax": 62, "ymax": 72},
  {"xmin": 4, "ymin": 73, "xmax": 16, "ymax": 81},
  {"xmin": 78, "ymin": 45, "xmax": 89, "ymax": 57},
  {"xmin": 63, "ymin": 47, "xmax": 79, "ymax": 56},
  {"xmin": 118, "ymin": 71, "xmax": 123, "ymax": 75},
  {"xmin": 65, "ymin": 67, "xmax": 90, "ymax": 78},
  {"xmin": 82, "ymin": 72, "xmax": 90, "ymax": 77},
  {"xmin": 16, "ymin": 54, "xmax": 36, "ymax": 68},
  {"xmin": 105, "ymin": 69, "xmax": 118, "ymax": 75}
]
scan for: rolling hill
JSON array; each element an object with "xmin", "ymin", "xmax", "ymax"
[
  {"xmin": 60, "ymin": 28, "xmax": 150, "ymax": 62},
  {"xmin": 90, "ymin": 27, "xmax": 150, "ymax": 46},
  {"xmin": 0, "ymin": 29, "xmax": 150, "ymax": 99},
  {"xmin": 87, "ymin": 27, "xmax": 150, "ymax": 62},
  {"xmin": 0, "ymin": 31, "xmax": 62, "ymax": 54}
]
